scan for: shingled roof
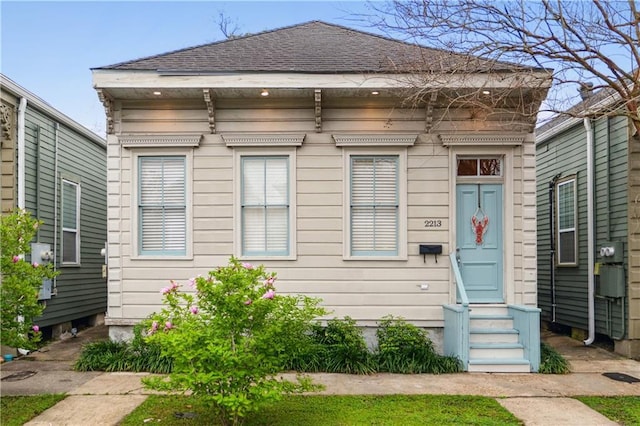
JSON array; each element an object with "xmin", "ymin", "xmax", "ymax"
[{"xmin": 96, "ymin": 21, "xmax": 519, "ymax": 74}]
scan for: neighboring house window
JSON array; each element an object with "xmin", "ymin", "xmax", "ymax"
[
  {"xmin": 61, "ymin": 179, "xmax": 80, "ymax": 264},
  {"xmin": 557, "ymin": 177, "xmax": 577, "ymax": 265},
  {"xmin": 349, "ymin": 155, "xmax": 399, "ymax": 256},
  {"xmin": 138, "ymin": 156, "xmax": 186, "ymax": 256},
  {"xmin": 241, "ymin": 156, "xmax": 290, "ymax": 256}
]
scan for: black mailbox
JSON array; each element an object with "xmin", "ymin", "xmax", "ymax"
[{"xmin": 419, "ymin": 244, "xmax": 443, "ymax": 263}]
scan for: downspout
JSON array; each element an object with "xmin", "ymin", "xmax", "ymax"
[
  {"xmin": 583, "ymin": 117, "xmax": 595, "ymax": 346},
  {"xmin": 17, "ymin": 97, "xmax": 27, "ymax": 209},
  {"xmin": 52, "ymin": 122, "xmax": 59, "ymax": 295},
  {"xmin": 549, "ymin": 173, "xmax": 561, "ymax": 322}
]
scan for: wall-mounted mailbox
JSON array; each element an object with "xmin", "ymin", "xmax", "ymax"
[{"xmin": 419, "ymin": 244, "xmax": 443, "ymax": 263}]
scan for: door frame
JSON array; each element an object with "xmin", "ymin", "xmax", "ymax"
[{"xmin": 449, "ymin": 146, "xmax": 515, "ymax": 305}]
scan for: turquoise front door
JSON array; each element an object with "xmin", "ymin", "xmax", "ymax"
[{"xmin": 456, "ymin": 184, "xmax": 503, "ymax": 303}]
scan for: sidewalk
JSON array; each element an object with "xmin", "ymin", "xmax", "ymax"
[{"xmin": 1, "ymin": 325, "xmax": 639, "ymax": 425}]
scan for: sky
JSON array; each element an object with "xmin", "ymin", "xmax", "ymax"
[{"xmin": 1, "ymin": 1, "xmax": 381, "ymax": 137}]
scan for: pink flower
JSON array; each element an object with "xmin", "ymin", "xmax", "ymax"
[
  {"xmin": 244, "ymin": 299, "xmax": 253, "ymax": 306},
  {"xmin": 262, "ymin": 289, "xmax": 275, "ymax": 300},
  {"xmin": 32, "ymin": 325, "xmax": 40, "ymax": 332},
  {"xmin": 188, "ymin": 277, "xmax": 196, "ymax": 287},
  {"xmin": 242, "ymin": 262, "xmax": 254, "ymax": 270},
  {"xmin": 161, "ymin": 286, "xmax": 170, "ymax": 295},
  {"xmin": 32, "ymin": 262, "xmax": 39, "ymax": 268},
  {"xmin": 12, "ymin": 255, "xmax": 20, "ymax": 263},
  {"xmin": 164, "ymin": 321, "xmax": 173, "ymax": 331},
  {"xmin": 190, "ymin": 306, "xmax": 199, "ymax": 315},
  {"xmin": 264, "ymin": 276, "xmax": 276, "ymax": 287}
]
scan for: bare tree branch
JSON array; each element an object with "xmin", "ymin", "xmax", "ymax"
[{"xmin": 365, "ymin": 0, "xmax": 640, "ymax": 135}]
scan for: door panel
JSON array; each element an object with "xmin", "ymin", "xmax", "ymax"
[{"xmin": 456, "ymin": 184, "xmax": 503, "ymax": 302}]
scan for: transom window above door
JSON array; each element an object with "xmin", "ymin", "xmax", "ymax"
[{"xmin": 457, "ymin": 158, "xmax": 502, "ymax": 177}]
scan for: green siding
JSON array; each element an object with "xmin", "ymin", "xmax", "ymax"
[
  {"xmin": 536, "ymin": 115, "xmax": 628, "ymax": 339},
  {"xmin": 22, "ymin": 106, "xmax": 107, "ymax": 328}
]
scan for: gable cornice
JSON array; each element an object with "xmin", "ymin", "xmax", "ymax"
[
  {"xmin": 222, "ymin": 134, "xmax": 305, "ymax": 147},
  {"xmin": 439, "ymin": 133, "xmax": 525, "ymax": 146},
  {"xmin": 119, "ymin": 134, "xmax": 202, "ymax": 148},
  {"xmin": 333, "ymin": 134, "xmax": 418, "ymax": 146}
]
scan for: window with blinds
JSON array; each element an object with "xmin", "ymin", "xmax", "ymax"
[
  {"xmin": 241, "ymin": 156, "xmax": 289, "ymax": 256},
  {"xmin": 138, "ymin": 156, "xmax": 186, "ymax": 255},
  {"xmin": 62, "ymin": 179, "xmax": 80, "ymax": 264},
  {"xmin": 350, "ymin": 156, "xmax": 399, "ymax": 256},
  {"xmin": 557, "ymin": 177, "xmax": 577, "ymax": 265}
]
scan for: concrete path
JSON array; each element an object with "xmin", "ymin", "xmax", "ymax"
[{"xmin": 1, "ymin": 325, "xmax": 639, "ymax": 425}]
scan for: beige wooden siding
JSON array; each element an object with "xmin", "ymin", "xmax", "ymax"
[
  {"xmin": 1, "ymin": 96, "xmax": 16, "ymax": 213},
  {"xmin": 629, "ymin": 129, "xmax": 640, "ymax": 340},
  {"xmin": 107, "ymin": 98, "xmax": 536, "ymax": 327}
]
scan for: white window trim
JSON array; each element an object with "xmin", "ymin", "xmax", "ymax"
[
  {"xmin": 131, "ymin": 149, "xmax": 193, "ymax": 260},
  {"xmin": 343, "ymin": 147, "xmax": 407, "ymax": 261},
  {"xmin": 556, "ymin": 176, "xmax": 578, "ymax": 267},
  {"xmin": 233, "ymin": 147, "xmax": 297, "ymax": 261},
  {"xmin": 61, "ymin": 178, "xmax": 81, "ymax": 266}
]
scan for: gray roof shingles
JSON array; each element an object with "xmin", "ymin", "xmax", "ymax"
[{"xmin": 96, "ymin": 21, "xmax": 524, "ymax": 74}]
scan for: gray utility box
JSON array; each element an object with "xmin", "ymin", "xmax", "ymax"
[
  {"xmin": 597, "ymin": 264, "xmax": 625, "ymax": 298},
  {"xmin": 598, "ymin": 241, "xmax": 624, "ymax": 264}
]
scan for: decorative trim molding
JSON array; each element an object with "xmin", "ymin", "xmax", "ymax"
[
  {"xmin": 439, "ymin": 133, "xmax": 525, "ymax": 146},
  {"xmin": 222, "ymin": 134, "xmax": 306, "ymax": 147},
  {"xmin": 332, "ymin": 134, "xmax": 418, "ymax": 147},
  {"xmin": 425, "ymin": 91, "xmax": 438, "ymax": 133},
  {"xmin": 0, "ymin": 103, "xmax": 12, "ymax": 140},
  {"xmin": 119, "ymin": 134, "xmax": 202, "ymax": 148},
  {"xmin": 96, "ymin": 89, "xmax": 114, "ymax": 135},
  {"xmin": 203, "ymin": 89, "xmax": 216, "ymax": 134},
  {"xmin": 314, "ymin": 89, "xmax": 322, "ymax": 133}
]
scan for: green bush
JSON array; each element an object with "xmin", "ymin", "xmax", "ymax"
[
  {"xmin": 74, "ymin": 324, "xmax": 173, "ymax": 374},
  {"xmin": 1, "ymin": 210, "xmax": 58, "ymax": 351},
  {"xmin": 309, "ymin": 317, "xmax": 375, "ymax": 374},
  {"xmin": 539, "ymin": 342, "xmax": 570, "ymax": 374},
  {"xmin": 142, "ymin": 257, "xmax": 326, "ymax": 426},
  {"xmin": 376, "ymin": 316, "xmax": 461, "ymax": 374}
]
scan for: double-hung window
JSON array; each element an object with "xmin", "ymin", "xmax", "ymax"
[
  {"xmin": 241, "ymin": 156, "xmax": 290, "ymax": 257},
  {"xmin": 349, "ymin": 155, "xmax": 399, "ymax": 256},
  {"xmin": 557, "ymin": 177, "xmax": 577, "ymax": 265},
  {"xmin": 138, "ymin": 156, "xmax": 186, "ymax": 256},
  {"xmin": 61, "ymin": 179, "xmax": 80, "ymax": 264}
]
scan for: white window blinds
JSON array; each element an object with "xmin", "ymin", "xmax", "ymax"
[
  {"xmin": 350, "ymin": 156, "xmax": 399, "ymax": 256},
  {"xmin": 139, "ymin": 156, "xmax": 186, "ymax": 255},
  {"xmin": 242, "ymin": 157, "xmax": 289, "ymax": 256}
]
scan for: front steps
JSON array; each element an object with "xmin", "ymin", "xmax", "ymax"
[{"xmin": 468, "ymin": 304, "xmax": 531, "ymax": 373}]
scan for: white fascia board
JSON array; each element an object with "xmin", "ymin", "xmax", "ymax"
[
  {"xmin": 92, "ymin": 69, "xmax": 551, "ymax": 90},
  {"xmin": 1, "ymin": 74, "xmax": 106, "ymax": 147}
]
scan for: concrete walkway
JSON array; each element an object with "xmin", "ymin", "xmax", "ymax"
[{"xmin": 1, "ymin": 325, "xmax": 639, "ymax": 425}]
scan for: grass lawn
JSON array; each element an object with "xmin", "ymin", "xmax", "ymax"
[
  {"xmin": 0, "ymin": 394, "xmax": 66, "ymax": 426},
  {"xmin": 575, "ymin": 396, "xmax": 640, "ymax": 425},
  {"xmin": 121, "ymin": 394, "xmax": 522, "ymax": 425}
]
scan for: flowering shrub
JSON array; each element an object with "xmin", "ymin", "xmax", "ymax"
[
  {"xmin": 1, "ymin": 210, "xmax": 57, "ymax": 351},
  {"xmin": 143, "ymin": 257, "xmax": 327, "ymax": 425}
]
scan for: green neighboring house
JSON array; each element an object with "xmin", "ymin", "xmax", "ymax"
[
  {"xmin": 1, "ymin": 74, "xmax": 107, "ymax": 337},
  {"xmin": 536, "ymin": 89, "xmax": 640, "ymax": 358}
]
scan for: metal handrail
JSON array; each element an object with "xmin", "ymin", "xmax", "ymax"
[{"xmin": 449, "ymin": 251, "xmax": 469, "ymax": 307}]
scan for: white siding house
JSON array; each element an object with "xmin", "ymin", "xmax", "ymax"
[{"xmin": 93, "ymin": 21, "xmax": 551, "ymax": 371}]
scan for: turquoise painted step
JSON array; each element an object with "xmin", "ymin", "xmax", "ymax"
[
  {"xmin": 469, "ymin": 342, "xmax": 524, "ymax": 359},
  {"xmin": 468, "ymin": 358, "xmax": 530, "ymax": 373},
  {"xmin": 470, "ymin": 314, "xmax": 514, "ymax": 328},
  {"xmin": 469, "ymin": 328, "xmax": 519, "ymax": 343}
]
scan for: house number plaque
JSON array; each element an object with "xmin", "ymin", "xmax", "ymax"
[{"xmin": 424, "ymin": 219, "xmax": 442, "ymax": 228}]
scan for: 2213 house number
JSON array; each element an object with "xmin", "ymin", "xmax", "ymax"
[{"xmin": 424, "ymin": 219, "xmax": 442, "ymax": 228}]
